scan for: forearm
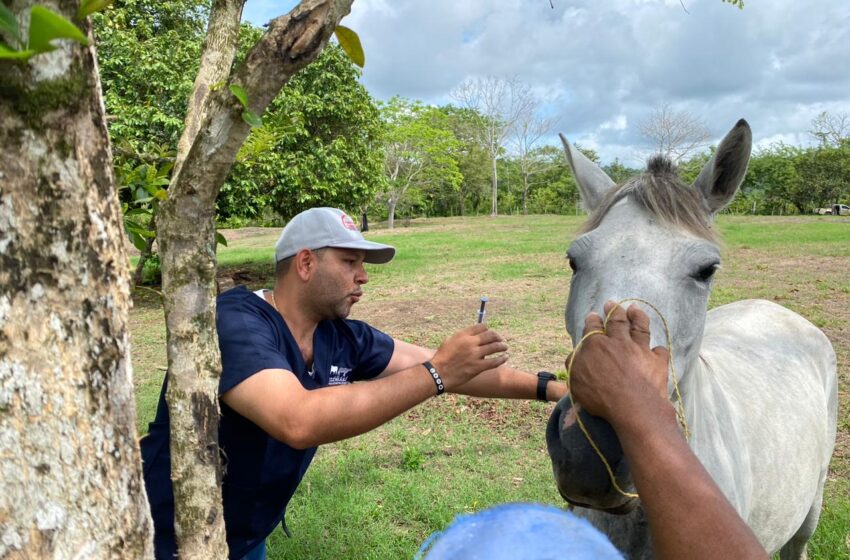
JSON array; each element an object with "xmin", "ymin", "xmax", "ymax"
[
  {"xmin": 614, "ymin": 402, "xmax": 767, "ymax": 560},
  {"xmin": 292, "ymin": 364, "xmax": 437, "ymax": 448},
  {"xmin": 449, "ymin": 365, "xmax": 567, "ymax": 402}
]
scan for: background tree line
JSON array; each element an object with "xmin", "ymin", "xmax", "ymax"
[{"xmin": 97, "ymin": 1, "xmax": 849, "ymax": 284}]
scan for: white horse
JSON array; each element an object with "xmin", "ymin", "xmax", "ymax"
[{"xmin": 546, "ymin": 120, "xmax": 838, "ymax": 559}]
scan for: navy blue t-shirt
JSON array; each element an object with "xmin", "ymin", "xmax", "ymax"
[{"xmin": 141, "ymin": 285, "xmax": 394, "ymax": 559}]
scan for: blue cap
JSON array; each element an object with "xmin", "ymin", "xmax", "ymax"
[{"xmin": 416, "ymin": 503, "xmax": 623, "ymax": 560}]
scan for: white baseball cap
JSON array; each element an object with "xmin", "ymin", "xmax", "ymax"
[{"xmin": 274, "ymin": 207, "xmax": 396, "ymax": 264}]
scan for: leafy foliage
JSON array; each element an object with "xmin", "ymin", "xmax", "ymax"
[
  {"xmin": 680, "ymin": 138, "xmax": 850, "ymax": 216},
  {"xmin": 0, "ymin": 4, "xmax": 90, "ymax": 60},
  {"xmin": 438, "ymin": 106, "xmax": 492, "ymax": 215},
  {"xmin": 377, "ymin": 97, "xmax": 462, "ymax": 227},
  {"xmin": 220, "ymin": 44, "xmax": 385, "ymax": 222},
  {"xmin": 78, "ymin": 0, "xmax": 116, "ymax": 20},
  {"xmin": 93, "ymin": 0, "xmax": 208, "ymax": 157}
]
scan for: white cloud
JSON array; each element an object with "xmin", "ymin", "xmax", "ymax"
[{"xmin": 243, "ymin": 0, "xmax": 850, "ymax": 167}]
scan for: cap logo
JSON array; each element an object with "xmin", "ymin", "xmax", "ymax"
[{"xmin": 340, "ymin": 213, "xmax": 358, "ymax": 232}]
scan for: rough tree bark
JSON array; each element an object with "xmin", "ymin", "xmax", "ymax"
[
  {"xmin": 156, "ymin": 1, "xmax": 355, "ymax": 557},
  {"xmin": 0, "ymin": 1, "xmax": 153, "ymax": 558},
  {"xmin": 174, "ymin": 0, "xmax": 246, "ymax": 174}
]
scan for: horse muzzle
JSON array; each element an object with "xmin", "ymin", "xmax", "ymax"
[{"xmin": 546, "ymin": 395, "xmax": 638, "ymax": 514}]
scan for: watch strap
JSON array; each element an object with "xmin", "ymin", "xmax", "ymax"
[{"xmin": 536, "ymin": 371, "xmax": 556, "ymax": 401}]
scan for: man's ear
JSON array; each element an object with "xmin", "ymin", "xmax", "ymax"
[
  {"xmin": 294, "ymin": 249, "xmax": 317, "ymax": 281},
  {"xmin": 560, "ymin": 133, "xmax": 616, "ymax": 212},
  {"xmin": 693, "ymin": 119, "xmax": 752, "ymax": 216}
]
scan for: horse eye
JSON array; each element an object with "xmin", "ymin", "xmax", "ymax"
[{"xmin": 693, "ymin": 263, "xmax": 719, "ymax": 282}]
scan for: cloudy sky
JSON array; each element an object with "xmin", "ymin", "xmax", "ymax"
[{"xmin": 243, "ymin": 0, "xmax": 850, "ymax": 166}]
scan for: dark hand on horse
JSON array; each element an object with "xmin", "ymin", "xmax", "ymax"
[
  {"xmin": 567, "ymin": 301, "xmax": 670, "ymax": 430},
  {"xmin": 431, "ymin": 324, "xmax": 509, "ymax": 391}
]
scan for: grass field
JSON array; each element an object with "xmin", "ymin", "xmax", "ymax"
[{"xmin": 129, "ymin": 214, "xmax": 850, "ymax": 559}]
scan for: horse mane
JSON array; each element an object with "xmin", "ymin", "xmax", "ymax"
[{"xmin": 579, "ymin": 155, "xmax": 720, "ymax": 243}]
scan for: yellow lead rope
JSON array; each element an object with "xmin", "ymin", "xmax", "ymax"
[{"xmin": 564, "ymin": 298, "xmax": 690, "ymax": 499}]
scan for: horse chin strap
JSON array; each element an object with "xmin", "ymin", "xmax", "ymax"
[{"xmin": 564, "ymin": 298, "xmax": 690, "ymax": 500}]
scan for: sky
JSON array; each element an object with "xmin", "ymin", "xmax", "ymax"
[{"xmin": 243, "ymin": 0, "xmax": 850, "ymax": 166}]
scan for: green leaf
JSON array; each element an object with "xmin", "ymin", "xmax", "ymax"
[
  {"xmin": 127, "ymin": 229, "xmax": 148, "ymax": 252},
  {"xmin": 0, "ymin": 3, "xmax": 22, "ymax": 46},
  {"xmin": 0, "ymin": 43, "xmax": 35, "ymax": 60},
  {"xmin": 229, "ymin": 84, "xmax": 248, "ymax": 108},
  {"xmin": 152, "ymin": 188, "xmax": 168, "ymax": 201},
  {"xmin": 28, "ymin": 6, "xmax": 89, "ymax": 53},
  {"xmin": 215, "ymin": 232, "xmax": 228, "ymax": 247},
  {"xmin": 77, "ymin": 0, "xmax": 115, "ymax": 19},
  {"xmin": 334, "ymin": 25, "xmax": 364, "ymax": 67},
  {"xmin": 134, "ymin": 187, "xmax": 148, "ymax": 201},
  {"xmin": 124, "ymin": 208, "xmax": 151, "ymax": 217},
  {"xmin": 241, "ymin": 110, "xmax": 263, "ymax": 128},
  {"xmin": 157, "ymin": 162, "xmax": 174, "ymax": 177}
]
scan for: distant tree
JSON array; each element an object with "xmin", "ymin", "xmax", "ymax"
[
  {"xmin": 452, "ymin": 76, "xmax": 536, "ymax": 216},
  {"xmin": 794, "ymin": 143, "xmax": 850, "ymax": 211},
  {"xmin": 220, "ymin": 44, "xmax": 385, "ymax": 221},
  {"xmin": 678, "ymin": 150, "xmax": 713, "ymax": 185},
  {"xmin": 510, "ymin": 106, "xmax": 552, "ymax": 214},
  {"xmin": 603, "ymin": 158, "xmax": 641, "ymax": 185},
  {"xmin": 378, "ymin": 98, "xmax": 462, "ymax": 228},
  {"xmin": 736, "ymin": 144, "xmax": 798, "ymax": 214},
  {"xmin": 810, "ymin": 111, "xmax": 850, "ymax": 148},
  {"xmin": 439, "ymin": 105, "xmax": 491, "ymax": 215},
  {"xmin": 640, "ymin": 103, "xmax": 712, "ymax": 163},
  {"xmin": 527, "ymin": 145, "xmax": 581, "ymax": 215}
]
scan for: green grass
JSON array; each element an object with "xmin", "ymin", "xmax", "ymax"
[{"xmin": 130, "ymin": 214, "xmax": 850, "ymax": 559}]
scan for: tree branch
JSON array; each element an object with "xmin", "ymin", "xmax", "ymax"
[
  {"xmin": 175, "ymin": 0, "xmax": 246, "ymax": 175},
  {"xmin": 157, "ymin": 1, "xmax": 354, "ymax": 558}
]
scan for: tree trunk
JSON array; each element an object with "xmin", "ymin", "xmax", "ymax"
[
  {"xmin": 490, "ymin": 155, "xmax": 498, "ymax": 216},
  {"xmin": 0, "ymin": 3, "xmax": 153, "ymax": 558},
  {"xmin": 156, "ymin": 1, "xmax": 355, "ymax": 557},
  {"xmin": 174, "ymin": 0, "xmax": 246, "ymax": 176},
  {"xmin": 387, "ymin": 199, "xmax": 397, "ymax": 229},
  {"xmin": 522, "ymin": 173, "xmax": 529, "ymax": 215}
]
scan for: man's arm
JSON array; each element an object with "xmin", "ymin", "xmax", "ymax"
[
  {"xmin": 381, "ymin": 338, "xmax": 568, "ymax": 402},
  {"xmin": 221, "ymin": 324, "xmax": 508, "ymax": 449},
  {"xmin": 569, "ymin": 302, "xmax": 767, "ymax": 560}
]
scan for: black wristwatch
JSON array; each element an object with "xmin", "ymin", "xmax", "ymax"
[{"xmin": 536, "ymin": 371, "xmax": 557, "ymax": 401}]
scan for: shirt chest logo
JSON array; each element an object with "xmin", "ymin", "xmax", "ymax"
[{"xmin": 328, "ymin": 365, "xmax": 352, "ymax": 385}]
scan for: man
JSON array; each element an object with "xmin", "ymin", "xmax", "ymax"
[{"xmin": 141, "ymin": 207, "xmax": 568, "ymax": 559}]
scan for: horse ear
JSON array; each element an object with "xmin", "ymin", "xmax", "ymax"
[
  {"xmin": 559, "ymin": 133, "xmax": 616, "ymax": 212},
  {"xmin": 693, "ymin": 119, "xmax": 752, "ymax": 216}
]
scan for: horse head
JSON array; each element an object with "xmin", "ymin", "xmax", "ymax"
[{"xmin": 547, "ymin": 119, "xmax": 752, "ymax": 513}]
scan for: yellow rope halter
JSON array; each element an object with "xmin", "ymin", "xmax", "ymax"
[{"xmin": 563, "ymin": 298, "xmax": 690, "ymax": 499}]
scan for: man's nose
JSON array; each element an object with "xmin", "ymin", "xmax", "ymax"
[{"xmin": 356, "ymin": 265, "xmax": 368, "ymax": 284}]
